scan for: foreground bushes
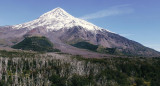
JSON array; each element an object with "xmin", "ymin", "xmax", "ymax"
[{"xmin": 0, "ymin": 50, "xmax": 160, "ymax": 86}]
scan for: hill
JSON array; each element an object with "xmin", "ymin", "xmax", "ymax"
[{"xmin": 12, "ymin": 36, "xmax": 60, "ymax": 52}]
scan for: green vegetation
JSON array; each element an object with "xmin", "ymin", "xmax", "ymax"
[
  {"xmin": 71, "ymin": 55, "xmax": 160, "ymax": 86},
  {"xmin": 96, "ymin": 46, "xmax": 122, "ymax": 55},
  {"xmin": 72, "ymin": 41, "xmax": 98, "ymax": 51},
  {"xmin": 12, "ymin": 36, "xmax": 60, "ymax": 52},
  {"xmin": 0, "ymin": 50, "xmax": 37, "ymax": 58},
  {"xmin": 0, "ymin": 50, "xmax": 160, "ymax": 86},
  {"xmin": 72, "ymin": 41, "xmax": 120, "ymax": 54}
]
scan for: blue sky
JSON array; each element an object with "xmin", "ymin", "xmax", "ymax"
[{"xmin": 0, "ymin": 0, "xmax": 160, "ymax": 51}]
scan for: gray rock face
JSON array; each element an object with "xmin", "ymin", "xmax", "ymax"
[{"xmin": 0, "ymin": 26, "xmax": 27, "ymax": 46}]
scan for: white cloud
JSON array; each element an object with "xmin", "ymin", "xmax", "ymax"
[
  {"xmin": 144, "ymin": 44, "xmax": 160, "ymax": 52},
  {"xmin": 80, "ymin": 4, "xmax": 134, "ymax": 20},
  {"xmin": 154, "ymin": 48, "xmax": 160, "ymax": 51}
]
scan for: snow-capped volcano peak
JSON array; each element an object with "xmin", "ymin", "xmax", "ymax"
[
  {"xmin": 13, "ymin": 7, "xmax": 105, "ymax": 32},
  {"xmin": 39, "ymin": 7, "xmax": 74, "ymax": 19}
]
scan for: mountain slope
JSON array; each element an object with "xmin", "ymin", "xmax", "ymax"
[{"xmin": 0, "ymin": 7, "xmax": 160, "ymax": 57}]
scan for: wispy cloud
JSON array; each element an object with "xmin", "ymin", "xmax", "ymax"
[
  {"xmin": 144, "ymin": 44, "xmax": 160, "ymax": 52},
  {"xmin": 120, "ymin": 33, "xmax": 135, "ymax": 37},
  {"xmin": 80, "ymin": 4, "xmax": 134, "ymax": 20}
]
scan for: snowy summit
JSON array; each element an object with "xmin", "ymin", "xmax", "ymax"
[{"xmin": 13, "ymin": 7, "xmax": 105, "ymax": 32}]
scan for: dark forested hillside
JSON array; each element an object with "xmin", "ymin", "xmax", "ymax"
[
  {"xmin": 72, "ymin": 42, "xmax": 122, "ymax": 55},
  {"xmin": 72, "ymin": 42, "xmax": 98, "ymax": 51},
  {"xmin": 12, "ymin": 36, "xmax": 60, "ymax": 52}
]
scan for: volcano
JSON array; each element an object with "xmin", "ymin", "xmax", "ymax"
[{"xmin": 0, "ymin": 7, "xmax": 159, "ymax": 57}]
